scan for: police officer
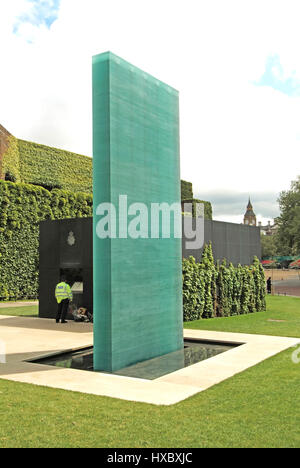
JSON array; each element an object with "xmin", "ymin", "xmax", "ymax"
[{"xmin": 55, "ymin": 276, "xmax": 73, "ymax": 323}]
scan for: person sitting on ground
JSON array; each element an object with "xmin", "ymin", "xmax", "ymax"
[
  {"xmin": 72, "ymin": 307, "xmax": 93, "ymax": 323},
  {"xmin": 78, "ymin": 307, "xmax": 93, "ymax": 323},
  {"xmin": 85, "ymin": 309, "xmax": 93, "ymax": 323}
]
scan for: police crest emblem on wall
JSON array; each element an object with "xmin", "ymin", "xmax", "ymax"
[{"xmin": 67, "ymin": 231, "xmax": 76, "ymax": 246}]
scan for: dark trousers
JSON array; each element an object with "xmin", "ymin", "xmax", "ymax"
[{"xmin": 56, "ymin": 299, "xmax": 70, "ymax": 322}]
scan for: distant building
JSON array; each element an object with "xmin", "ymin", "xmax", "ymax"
[
  {"xmin": 243, "ymin": 197, "xmax": 277, "ymax": 234},
  {"xmin": 243, "ymin": 198, "xmax": 257, "ymax": 226},
  {"xmin": 258, "ymin": 220, "xmax": 278, "ymax": 236}
]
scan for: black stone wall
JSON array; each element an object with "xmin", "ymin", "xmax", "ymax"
[
  {"xmin": 39, "ymin": 218, "xmax": 93, "ymax": 319},
  {"xmin": 182, "ymin": 218, "xmax": 261, "ymax": 265},
  {"xmin": 39, "ymin": 216, "xmax": 261, "ymax": 318}
]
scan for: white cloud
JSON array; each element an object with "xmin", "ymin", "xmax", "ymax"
[
  {"xmin": 0, "ymin": 0, "xmax": 299, "ymax": 222},
  {"xmin": 199, "ymin": 189, "xmax": 279, "ymax": 226}
]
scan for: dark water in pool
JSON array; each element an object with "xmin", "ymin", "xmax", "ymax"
[{"xmin": 32, "ymin": 339, "xmax": 239, "ymax": 380}]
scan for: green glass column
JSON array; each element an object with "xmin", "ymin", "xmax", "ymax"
[{"xmin": 93, "ymin": 52, "xmax": 183, "ymax": 372}]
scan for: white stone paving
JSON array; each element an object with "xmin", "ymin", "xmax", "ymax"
[{"xmin": 0, "ymin": 315, "xmax": 299, "ymax": 405}]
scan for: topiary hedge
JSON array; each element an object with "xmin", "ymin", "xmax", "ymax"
[
  {"xmin": 18, "ymin": 139, "xmax": 93, "ymax": 193},
  {"xmin": 181, "ymin": 180, "xmax": 193, "ymax": 200},
  {"xmin": 2, "ymin": 136, "xmax": 209, "ymax": 209},
  {"xmin": 1, "ymin": 135, "xmax": 21, "ymax": 182},
  {"xmin": 183, "ymin": 244, "xmax": 266, "ymax": 321},
  {"xmin": 1, "ymin": 137, "xmax": 93, "ymax": 193},
  {"xmin": 181, "ymin": 198, "xmax": 213, "ymax": 220},
  {"xmin": 0, "ymin": 180, "xmax": 92, "ymax": 300}
]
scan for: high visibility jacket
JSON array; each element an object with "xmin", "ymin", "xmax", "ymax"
[{"xmin": 55, "ymin": 282, "xmax": 73, "ymax": 304}]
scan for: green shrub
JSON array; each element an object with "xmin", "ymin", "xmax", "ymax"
[
  {"xmin": 181, "ymin": 180, "xmax": 193, "ymax": 200},
  {"xmin": 183, "ymin": 245, "xmax": 266, "ymax": 322},
  {"xmin": 1, "ymin": 135, "xmax": 21, "ymax": 182},
  {"xmin": 1, "ymin": 137, "xmax": 93, "ymax": 193},
  {"xmin": 231, "ymin": 263, "xmax": 242, "ymax": 316},
  {"xmin": 182, "ymin": 256, "xmax": 205, "ymax": 321},
  {"xmin": 18, "ymin": 139, "xmax": 93, "ymax": 193},
  {"xmin": 181, "ymin": 198, "xmax": 213, "ymax": 220},
  {"xmin": 216, "ymin": 259, "xmax": 232, "ymax": 317},
  {"xmin": 201, "ymin": 243, "xmax": 216, "ymax": 318},
  {"xmin": 253, "ymin": 256, "xmax": 267, "ymax": 312}
]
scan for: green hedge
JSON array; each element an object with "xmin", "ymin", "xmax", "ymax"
[
  {"xmin": 3, "ymin": 137, "xmax": 206, "ymax": 208},
  {"xmin": 181, "ymin": 198, "xmax": 213, "ymax": 220},
  {"xmin": 1, "ymin": 135, "xmax": 21, "ymax": 182},
  {"xmin": 0, "ymin": 180, "xmax": 92, "ymax": 300},
  {"xmin": 1, "ymin": 138, "xmax": 93, "ymax": 193},
  {"xmin": 18, "ymin": 139, "xmax": 93, "ymax": 193},
  {"xmin": 183, "ymin": 244, "xmax": 266, "ymax": 321},
  {"xmin": 181, "ymin": 180, "xmax": 193, "ymax": 200}
]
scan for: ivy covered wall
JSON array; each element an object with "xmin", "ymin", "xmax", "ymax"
[
  {"xmin": 181, "ymin": 180, "xmax": 213, "ymax": 220},
  {"xmin": 0, "ymin": 136, "xmax": 93, "ymax": 193},
  {"xmin": 1, "ymin": 135, "xmax": 21, "ymax": 183},
  {"xmin": 181, "ymin": 180, "xmax": 193, "ymax": 200},
  {"xmin": 2, "ymin": 134, "xmax": 210, "ymax": 213},
  {"xmin": 0, "ymin": 180, "xmax": 93, "ymax": 300},
  {"xmin": 18, "ymin": 139, "xmax": 93, "ymax": 192}
]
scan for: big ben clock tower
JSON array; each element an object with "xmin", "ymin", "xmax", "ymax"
[{"xmin": 244, "ymin": 198, "xmax": 257, "ymax": 226}]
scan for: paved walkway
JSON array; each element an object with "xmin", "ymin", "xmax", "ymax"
[
  {"xmin": 0, "ymin": 315, "xmax": 299, "ymax": 405},
  {"xmin": 0, "ymin": 301, "xmax": 38, "ymax": 309},
  {"xmin": 273, "ymin": 279, "xmax": 300, "ymax": 297}
]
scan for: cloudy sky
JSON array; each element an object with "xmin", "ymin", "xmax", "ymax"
[{"xmin": 1, "ymin": 0, "xmax": 299, "ymax": 224}]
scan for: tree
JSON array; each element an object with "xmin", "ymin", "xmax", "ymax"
[
  {"xmin": 261, "ymin": 233, "xmax": 277, "ymax": 258},
  {"xmin": 276, "ymin": 176, "xmax": 300, "ymax": 255}
]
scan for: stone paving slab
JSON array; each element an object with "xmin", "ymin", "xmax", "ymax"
[{"xmin": 0, "ymin": 316, "xmax": 299, "ymax": 405}]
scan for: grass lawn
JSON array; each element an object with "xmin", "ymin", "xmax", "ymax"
[
  {"xmin": 0, "ymin": 295, "xmax": 299, "ymax": 448},
  {"xmin": 0, "ymin": 306, "xmax": 38, "ymax": 317},
  {"xmin": 185, "ymin": 296, "xmax": 300, "ymax": 338},
  {"xmin": 0, "ymin": 348, "xmax": 299, "ymax": 448}
]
